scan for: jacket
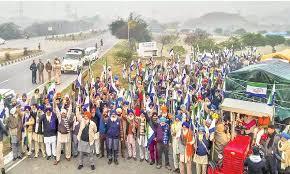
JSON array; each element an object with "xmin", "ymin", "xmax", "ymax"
[
  {"xmin": 30, "ymin": 63, "xmax": 37, "ymax": 72},
  {"xmin": 244, "ymin": 155, "xmax": 267, "ymax": 174},
  {"xmin": 96, "ymin": 108, "xmax": 107, "ymax": 134},
  {"xmin": 5, "ymin": 113, "xmax": 22, "ymax": 139},
  {"xmin": 39, "ymin": 113, "xmax": 58, "ymax": 137},
  {"xmin": 0, "ymin": 121, "xmax": 8, "ymax": 141},
  {"xmin": 156, "ymin": 123, "xmax": 170, "ymax": 144},
  {"xmin": 106, "ymin": 118, "xmax": 120, "ymax": 139},
  {"xmin": 45, "ymin": 62, "xmax": 52, "ymax": 71},
  {"xmin": 77, "ymin": 119, "xmax": 97, "ymax": 145},
  {"xmin": 37, "ymin": 62, "xmax": 44, "ymax": 72}
]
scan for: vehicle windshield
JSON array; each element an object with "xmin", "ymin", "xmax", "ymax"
[{"xmin": 64, "ymin": 54, "xmax": 81, "ymax": 60}]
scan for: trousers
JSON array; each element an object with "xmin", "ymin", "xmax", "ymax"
[
  {"xmin": 127, "ymin": 134, "xmax": 136, "ymax": 158},
  {"xmin": 107, "ymin": 138, "xmax": 119, "ymax": 160},
  {"xmin": 157, "ymin": 143, "xmax": 170, "ymax": 166},
  {"xmin": 44, "ymin": 136, "xmax": 56, "ymax": 157},
  {"xmin": 149, "ymin": 140, "xmax": 158, "ymax": 162}
]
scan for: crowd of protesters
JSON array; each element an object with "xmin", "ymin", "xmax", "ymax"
[{"xmin": 0, "ymin": 48, "xmax": 289, "ymax": 174}]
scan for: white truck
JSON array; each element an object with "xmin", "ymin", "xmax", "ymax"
[
  {"xmin": 61, "ymin": 48, "xmax": 85, "ymax": 74},
  {"xmin": 0, "ymin": 38, "xmax": 6, "ymax": 45},
  {"xmin": 84, "ymin": 47, "xmax": 100, "ymax": 64}
]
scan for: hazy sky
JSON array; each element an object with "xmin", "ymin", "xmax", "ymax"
[{"xmin": 0, "ymin": 1, "xmax": 289, "ymax": 22}]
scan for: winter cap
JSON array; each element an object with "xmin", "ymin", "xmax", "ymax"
[
  {"xmin": 38, "ymin": 105, "xmax": 44, "ymax": 111},
  {"xmin": 182, "ymin": 122, "xmax": 190, "ymax": 128},
  {"xmin": 124, "ymin": 101, "xmax": 129, "ymax": 105},
  {"xmin": 252, "ymin": 146, "xmax": 260, "ymax": 155},
  {"xmin": 188, "ymin": 85, "xmax": 194, "ymax": 90}
]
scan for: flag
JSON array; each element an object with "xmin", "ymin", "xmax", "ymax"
[
  {"xmin": 122, "ymin": 64, "xmax": 127, "ymax": 79},
  {"xmin": 47, "ymin": 81, "xmax": 56, "ymax": 97},
  {"xmin": 246, "ymin": 82, "xmax": 267, "ymax": 98},
  {"xmin": 146, "ymin": 124, "xmax": 155, "ymax": 147},
  {"xmin": 130, "ymin": 60, "xmax": 134, "ymax": 71},
  {"xmin": 169, "ymin": 48, "xmax": 174, "ymax": 57},
  {"xmin": 267, "ymin": 83, "xmax": 276, "ymax": 106},
  {"xmin": 83, "ymin": 95, "xmax": 90, "ymax": 111},
  {"xmin": 0, "ymin": 96, "xmax": 5, "ymax": 119},
  {"xmin": 209, "ymin": 119, "xmax": 216, "ymax": 133},
  {"xmin": 147, "ymin": 79, "xmax": 155, "ymax": 96},
  {"xmin": 77, "ymin": 90, "xmax": 82, "ymax": 105},
  {"xmin": 76, "ymin": 71, "xmax": 82, "ymax": 88},
  {"xmin": 183, "ymin": 89, "xmax": 191, "ymax": 110}
]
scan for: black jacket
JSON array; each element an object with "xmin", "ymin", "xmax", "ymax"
[
  {"xmin": 30, "ymin": 63, "xmax": 37, "ymax": 72},
  {"xmin": 39, "ymin": 113, "xmax": 58, "ymax": 137},
  {"xmin": 244, "ymin": 155, "xmax": 267, "ymax": 174}
]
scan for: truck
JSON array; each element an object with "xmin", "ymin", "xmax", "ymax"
[{"xmin": 61, "ymin": 48, "xmax": 85, "ymax": 74}]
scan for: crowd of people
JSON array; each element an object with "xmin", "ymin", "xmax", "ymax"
[{"xmin": 0, "ymin": 48, "xmax": 289, "ymax": 174}]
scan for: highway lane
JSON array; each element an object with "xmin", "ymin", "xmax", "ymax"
[{"xmin": 0, "ymin": 32, "xmax": 117, "ymax": 94}]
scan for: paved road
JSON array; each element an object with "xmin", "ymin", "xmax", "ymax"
[
  {"xmin": 7, "ymin": 156, "xmax": 173, "ymax": 174},
  {"xmin": 0, "ymin": 32, "xmax": 117, "ymax": 94}
]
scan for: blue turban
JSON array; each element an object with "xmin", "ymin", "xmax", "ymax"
[
  {"xmin": 281, "ymin": 132, "xmax": 290, "ymax": 140},
  {"xmin": 182, "ymin": 122, "xmax": 190, "ymax": 128}
]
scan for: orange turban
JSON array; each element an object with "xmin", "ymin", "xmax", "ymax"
[{"xmin": 83, "ymin": 111, "xmax": 92, "ymax": 119}]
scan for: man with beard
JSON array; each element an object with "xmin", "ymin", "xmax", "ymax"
[{"xmin": 106, "ymin": 110, "xmax": 120, "ymax": 165}]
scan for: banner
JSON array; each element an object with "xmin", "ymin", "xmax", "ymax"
[{"xmin": 246, "ymin": 82, "xmax": 267, "ymax": 98}]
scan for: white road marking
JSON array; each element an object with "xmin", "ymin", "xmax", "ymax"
[
  {"xmin": 0, "ymin": 79, "xmax": 9, "ymax": 85},
  {"xmin": 6, "ymin": 156, "xmax": 27, "ymax": 172}
]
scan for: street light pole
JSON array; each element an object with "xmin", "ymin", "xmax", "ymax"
[{"xmin": 128, "ymin": 20, "xmax": 130, "ymax": 43}]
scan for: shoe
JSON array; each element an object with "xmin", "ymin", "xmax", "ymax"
[
  {"xmin": 53, "ymin": 161, "xmax": 59, "ymax": 165},
  {"xmin": 108, "ymin": 159, "xmax": 112, "ymax": 165},
  {"xmin": 73, "ymin": 154, "xmax": 78, "ymax": 158},
  {"xmin": 46, "ymin": 156, "xmax": 51, "ymax": 160},
  {"xmin": 96, "ymin": 154, "xmax": 100, "ymax": 157},
  {"xmin": 150, "ymin": 161, "xmax": 155, "ymax": 165},
  {"xmin": 166, "ymin": 165, "xmax": 172, "ymax": 171},
  {"xmin": 140, "ymin": 159, "xmax": 144, "ymax": 162},
  {"xmin": 173, "ymin": 168, "xmax": 180, "ymax": 173},
  {"xmin": 145, "ymin": 159, "xmax": 149, "ymax": 163},
  {"xmin": 13, "ymin": 158, "xmax": 17, "ymax": 161},
  {"xmin": 18, "ymin": 156, "xmax": 22, "ymax": 160},
  {"xmin": 1, "ymin": 168, "xmax": 5, "ymax": 174},
  {"xmin": 133, "ymin": 157, "xmax": 137, "ymax": 161},
  {"xmin": 156, "ymin": 165, "xmax": 162, "ymax": 169},
  {"xmin": 42, "ymin": 155, "xmax": 46, "ymax": 158},
  {"xmin": 91, "ymin": 165, "xmax": 95, "ymax": 170},
  {"xmin": 114, "ymin": 159, "xmax": 119, "ymax": 165},
  {"xmin": 127, "ymin": 157, "xmax": 131, "ymax": 160},
  {"xmin": 52, "ymin": 156, "xmax": 56, "ymax": 160},
  {"xmin": 66, "ymin": 158, "xmax": 71, "ymax": 161},
  {"xmin": 99, "ymin": 155, "xmax": 104, "ymax": 159},
  {"xmin": 77, "ymin": 165, "xmax": 83, "ymax": 170},
  {"xmin": 34, "ymin": 155, "xmax": 38, "ymax": 158}
]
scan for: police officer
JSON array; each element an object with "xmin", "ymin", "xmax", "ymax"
[{"xmin": 30, "ymin": 60, "xmax": 37, "ymax": 84}]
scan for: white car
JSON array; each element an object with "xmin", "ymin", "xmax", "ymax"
[
  {"xmin": 61, "ymin": 51, "xmax": 84, "ymax": 74},
  {"xmin": 84, "ymin": 47, "xmax": 99, "ymax": 63},
  {"xmin": 0, "ymin": 38, "xmax": 5, "ymax": 45}
]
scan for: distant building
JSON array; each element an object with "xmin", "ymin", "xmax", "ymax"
[{"xmin": 137, "ymin": 42, "xmax": 158, "ymax": 58}]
